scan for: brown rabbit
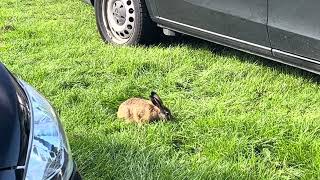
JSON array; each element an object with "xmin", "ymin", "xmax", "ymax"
[{"xmin": 117, "ymin": 91, "xmax": 172, "ymax": 123}]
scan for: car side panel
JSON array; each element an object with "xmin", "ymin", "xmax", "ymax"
[
  {"xmin": 268, "ymin": 0, "xmax": 320, "ymax": 61},
  {"xmin": 154, "ymin": 0, "xmax": 269, "ymax": 47},
  {"xmin": 156, "ymin": 17, "xmax": 271, "ymax": 56}
]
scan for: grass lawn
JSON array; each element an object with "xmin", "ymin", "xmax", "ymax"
[{"xmin": 2, "ymin": 0, "xmax": 320, "ymax": 179}]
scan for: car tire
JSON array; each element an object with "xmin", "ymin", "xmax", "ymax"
[{"xmin": 94, "ymin": 0, "xmax": 159, "ymax": 45}]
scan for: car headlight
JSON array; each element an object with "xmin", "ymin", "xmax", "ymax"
[{"xmin": 20, "ymin": 81, "xmax": 74, "ymax": 180}]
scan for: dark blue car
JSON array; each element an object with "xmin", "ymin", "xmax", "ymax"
[{"xmin": 0, "ymin": 63, "xmax": 81, "ymax": 180}]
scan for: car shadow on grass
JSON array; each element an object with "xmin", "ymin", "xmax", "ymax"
[{"xmin": 156, "ymin": 35, "xmax": 320, "ymax": 84}]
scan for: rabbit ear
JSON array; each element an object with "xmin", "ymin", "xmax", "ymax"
[{"xmin": 150, "ymin": 91, "xmax": 164, "ymax": 109}]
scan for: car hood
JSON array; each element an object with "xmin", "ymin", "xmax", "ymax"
[
  {"xmin": 0, "ymin": 63, "xmax": 21, "ymax": 169},
  {"xmin": 0, "ymin": 169, "xmax": 21, "ymax": 179}
]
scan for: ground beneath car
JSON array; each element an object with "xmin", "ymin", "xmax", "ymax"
[{"xmin": 1, "ymin": 0, "xmax": 320, "ymax": 179}]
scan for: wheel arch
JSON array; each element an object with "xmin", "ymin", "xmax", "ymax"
[{"xmin": 143, "ymin": 0, "xmax": 159, "ymax": 19}]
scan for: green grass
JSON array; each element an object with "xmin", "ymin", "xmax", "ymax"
[{"xmin": 2, "ymin": 0, "xmax": 320, "ymax": 179}]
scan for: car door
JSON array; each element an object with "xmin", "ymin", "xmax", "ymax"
[
  {"xmin": 268, "ymin": 0, "xmax": 320, "ymax": 61},
  {"xmin": 155, "ymin": 0, "xmax": 270, "ymax": 50}
]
